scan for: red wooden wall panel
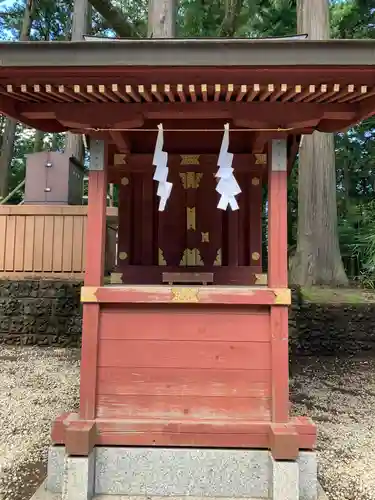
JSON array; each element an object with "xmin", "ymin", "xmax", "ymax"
[
  {"xmin": 98, "ymin": 340, "xmax": 270, "ymax": 370},
  {"xmin": 96, "ymin": 394, "xmax": 271, "ymax": 420},
  {"xmin": 96, "ymin": 306, "xmax": 272, "ymax": 423},
  {"xmin": 97, "ymin": 367, "xmax": 271, "ymax": 398},
  {"xmin": 99, "ymin": 306, "xmax": 270, "ymax": 341}
]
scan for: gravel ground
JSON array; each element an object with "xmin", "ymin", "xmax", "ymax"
[
  {"xmin": 0, "ymin": 346, "xmax": 80, "ymax": 500},
  {"xmin": 291, "ymin": 354, "xmax": 375, "ymax": 500},
  {"xmin": 0, "ymin": 345, "xmax": 374, "ymax": 500}
]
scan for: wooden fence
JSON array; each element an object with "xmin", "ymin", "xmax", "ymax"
[{"xmin": 0, "ymin": 205, "xmax": 118, "ymax": 279}]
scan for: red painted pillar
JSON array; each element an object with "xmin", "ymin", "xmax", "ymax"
[
  {"xmin": 268, "ymin": 139, "xmax": 289, "ymax": 423},
  {"xmin": 80, "ymin": 139, "xmax": 108, "ymax": 420}
]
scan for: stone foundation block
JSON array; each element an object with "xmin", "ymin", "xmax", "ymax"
[
  {"xmin": 298, "ymin": 451, "xmax": 318, "ymax": 500},
  {"xmin": 62, "ymin": 452, "xmax": 95, "ymax": 500},
  {"xmin": 95, "ymin": 447, "xmax": 269, "ymax": 497},
  {"xmin": 46, "ymin": 445, "xmax": 318, "ymax": 499},
  {"xmin": 270, "ymin": 456, "xmax": 299, "ymax": 500},
  {"xmin": 47, "ymin": 446, "xmax": 65, "ymax": 493}
]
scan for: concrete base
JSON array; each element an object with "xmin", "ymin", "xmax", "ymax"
[
  {"xmin": 42, "ymin": 446, "xmax": 318, "ymax": 500},
  {"xmin": 31, "ymin": 484, "xmax": 329, "ymax": 500},
  {"xmin": 269, "ymin": 458, "xmax": 299, "ymax": 499},
  {"xmin": 62, "ymin": 453, "xmax": 95, "ymax": 500}
]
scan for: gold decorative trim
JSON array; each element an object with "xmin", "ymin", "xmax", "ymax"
[
  {"xmin": 201, "ymin": 232, "xmax": 209, "ymax": 243},
  {"xmin": 252, "ymin": 251, "xmax": 260, "ymax": 261},
  {"xmin": 180, "ymin": 172, "xmax": 203, "ymax": 189},
  {"xmin": 273, "ymin": 288, "xmax": 291, "ymax": 305},
  {"xmin": 255, "ymin": 153, "xmax": 267, "ymax": 165},
  {"xmin": 187, "ymin": 207, "xmax": 196, "ymax": 230},
  {"xmin": 213, "ymin": 248, "xmax": 222, "ymax": 266},
  {"xmin": 180, "ymin": 248, "xmax": 204, "ymax": 266},
  {"xmin": 80, "ymin": 287, "xmax": 98, "ymax": 303},
  {"xmin": 114, "ymin": 153, "xmax": 127, "ymax": 165},
  {"xmin": 171, "ymin": 287, "xmax": 199, "ymax": 303},
  {"xmin": 254, "ymin": 273, "xmax": 267, "ymax": 285},
  {"xmin": 180, "ymin": 155, "xmax": 200, "ymax": 165},
  {"xmin": 118, "ymin": 251, "xmax": 128, "ymax": 261},
  {"xmin": 252, "ymin": 177, "xmax": 260, "ymax": 186},
  {"xmin": 110, "ymin": 272, "xmax": 123, "ymax": 284},
  {"xmin": 186, "ymin": 172, "xmax": 196, "ymax": 189},
  {"xmin": 195, "ymin": 249, "xmax": 204, "ymax": 266},
  {"xmin": 121, "ymin": 176, "xmax": 129, "ymax": 186},
  {"xmin": 158, "ymin": 248, "xmax": 167, "ymax": 266}
]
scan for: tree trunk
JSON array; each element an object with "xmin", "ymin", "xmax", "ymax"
[
  {"xmin": 65, "ymin": 0, "xmax": 92, "ymax": 164},
  {"xmin": 0, "ymin": 0, "xmax": 35, "ymax": 200},
  {"xmin": 33, "ymin": 130, "xmax": 44, "ymax": 153},
  {"xmin": 289, "ymin": 0, "xmax": 348, "ymax": 286},
  {"xmin": 88, "ymin": 0, "xmax": 140, "ymax": 37},
  {"xmin": 219, "ymin": 0, "xmax": 244, "ymax": 36},
  {"xmin": 148, "ymin": 0, "xmax": 177, "ymax": 37}
]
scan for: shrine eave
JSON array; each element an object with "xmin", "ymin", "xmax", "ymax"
[
  {"xmin": 1, "ymin": 38, "xmax": 375, "ymax": 67},
  {"xmin": 1, "ymin": 39, "xmax": 375, "ymax": 143}
]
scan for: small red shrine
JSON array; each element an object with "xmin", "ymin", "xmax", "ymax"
[{"xmin": 1, "ymin": 37, "xmax": 375, "ymax": 500}]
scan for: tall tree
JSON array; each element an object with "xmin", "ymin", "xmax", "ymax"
[
  {"xmin": 65, "ymin": 0, "xmax": 91, "ymax": 163},
  {"xmin": 88, "ymin": 0, "xmax": 143, "ymax": 37},
  {"xmin": 0, "ymin": 0, "xmax": 35, "ymax": 200},
  {"xmin": 148, "ymin": 0, "xmax": 176, "ymax": 37},
  {"xmin": 289, "ymin": 0, "xmax": 348, "ymax": 286},
  {"xmin": 219, "ymin": 0, "xmax": 245, "ymax": 36}
]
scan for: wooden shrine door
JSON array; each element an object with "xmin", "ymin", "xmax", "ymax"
[
  {"xmin": 117, "ymin": 153, "xmax": 263, "ymax": 285},
  {"xmin": 158, "ymin": 155, "xmax": 222, "ymax": 271}
]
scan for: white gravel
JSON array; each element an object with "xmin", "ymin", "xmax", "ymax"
[
  {"xmin": 291, "ymin": 355, "xmax": 375, "ymax": 500},
  {"xmin": 0, "ymin": 346, "xmax": 79, "ymax": 500},
  {"xmin": 0, "ymin": 346, "xmax": 374, "ymax": 500}
]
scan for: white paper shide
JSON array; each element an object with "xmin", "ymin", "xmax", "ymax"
[
  {"xmin": 152, "ymin": 123, "xmax": 172, "ymax": 211},
  {"xmin": 215, "ymin": 123, "xmax": 241, "ymax": 210}
]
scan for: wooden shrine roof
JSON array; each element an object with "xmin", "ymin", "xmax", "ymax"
[
  {"xmin": 1, "ymin": 38, "xmax": 375, "ymax": 67},
  {"xmin": 1, "ymin": 38, "xmax": 375, "ymax": 155}
]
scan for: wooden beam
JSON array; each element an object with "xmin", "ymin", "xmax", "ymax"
[
  {"xmin": 18, "ymin": 102, "xmax": 357, "ymax": 131},
  {"xmin": 317, "ymin": 117, "xmax": 363, "ymax": 133},
  {"xmin": 111, "ymin": 153, "xmax": 261, "ymax": 168},
  {"xmin": 109, "ymin": 131, "xmax": 130, "ymax": 152},
  {"xmin": 80, "ymin": 285, "xmax": 291, "ymax": 305},
  {"xmin": 0, "ymin": 94, "xmax": 37, "ymax": 130},
  {"xmin": 249, "ymin": 133, "xmax": 269, "ymax": 153},
  {"xmin": 355, "ymin": 95, "xmax": 375, "ymax": 123}
]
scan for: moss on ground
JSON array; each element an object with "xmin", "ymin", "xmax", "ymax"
[{"xmin": 301, "ymin": 287, "xmax": 375, "ymax": 304}]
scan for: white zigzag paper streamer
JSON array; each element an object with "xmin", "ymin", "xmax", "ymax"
[
  {"xmin": 152, "ymin": 123, "xmax": 172, "ymax": 212},
  {"xmin": 215, "ymin": 123, "xmax": 241, "ymax": 211}
]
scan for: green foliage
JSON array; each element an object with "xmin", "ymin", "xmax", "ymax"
[{"xmin": 331, "ymin": 0, "xmax": 375, "ymax": 39}]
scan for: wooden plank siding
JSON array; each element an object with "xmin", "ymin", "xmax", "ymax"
[
  {"xmin": 96, "ymin": 306, "xmax": 272, "ymax": 422},
  {"xmin": 0, "ymin": 205, "xmax": 117, "ymax": 278}
]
